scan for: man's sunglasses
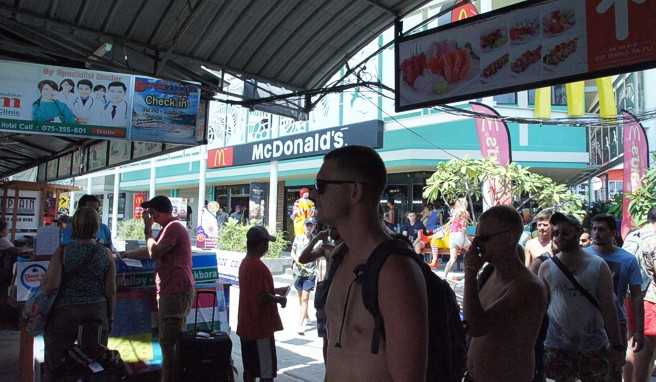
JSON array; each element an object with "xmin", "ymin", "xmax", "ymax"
[
  {"xmin": 314, "ymin": 179, "xmax": 363, "ymax": 194},
  {"xmin": 475, "ymin": 229, "xmax": 511, "ymax": 244}
]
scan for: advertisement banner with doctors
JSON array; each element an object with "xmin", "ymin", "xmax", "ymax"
[{"xmin": 0, "ymin": 60, "xmax": 201, "ymax": 144}]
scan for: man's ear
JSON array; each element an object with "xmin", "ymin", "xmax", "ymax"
[{"xmin": 349, "ymin": 183, "xmax": 366, "ymax": 205}]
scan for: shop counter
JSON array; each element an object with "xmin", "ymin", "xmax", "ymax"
[{"xmin": 17, "ymin": 249, "xmax": 235, "ymax": 381}]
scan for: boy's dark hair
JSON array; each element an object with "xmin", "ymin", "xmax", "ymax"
[
  {"xmin": 78, "ymin": 194, "xmax": 100, "ymax": 208},
  {"xmin": 93, "ymin": 84, "xmax": 106, "ymax": 92},
  {"xmin": 77, "ymin": 79, "xmax": 93, "ymax": 89},
  {"xmin": 323, "ymin": 146, "xmax": 387, "ymax": 205},
  {"xmin": 648, "ymin": 207, "xmax": 656, "ymax": 224},
  {"xmin": 107, "ymin": 81, "xmax": 127, "ymax": 92},
  {"xmin": 591, "ymin": 213, "xmax": 617, "ymax": 231}
]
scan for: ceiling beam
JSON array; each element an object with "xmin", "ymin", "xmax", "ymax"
[
  {"xmin": 125, "ymin": 0, "xmax": 149, "ymax": 38},
  {"xmin": 0, "ymin": 3, "xmax": 302, "ymax": 91},
  {"xmin": 74, "ymin": 0, "xmax": 90, "ymax": 25},
  {"xmin": 9, "ymin": 138, "xmax": 57, "ymax": 155},
  {"xmin": 362, "ymin": 0, "xmax": 396, "ymax": 16},
  {"xmin": 268, "ymin": 1, "xmax": 354, "ymax": 77},
  {"xmin": 189, "ymin": 0, "xmax": 230, "ymax": 57},
  {"xmin": 1, "ymin": 147, "xmax": 36, "ymax": 160},
  {"xmin": 208, "ymin": 0, "xmax": 255, "ymax": 63},
  {"xmin": 156, "ymin": 0, "xmax": 207, "ymax": 75},
  {"xmin": 101, "ymin": 0, "xmax": 120, "ymax": 33},
  {"xmin": 239, "ymin": 0, "xmax": 301, "ymax": 71},
  {"xmin": 280, "ymin": 1, "xmax": 363, "ymax": 83},
  {"xmin": 147, "ymin": 0, "xmax": 175, "ymax": 45}
]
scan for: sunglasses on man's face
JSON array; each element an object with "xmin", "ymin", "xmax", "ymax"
[
  {"xmin": 475, "ymin": 229, "xmax": 511, "ymax": 244},
  {"xmin": 314, "ymin": 179, "xmax": 362, "ymax": 194}
]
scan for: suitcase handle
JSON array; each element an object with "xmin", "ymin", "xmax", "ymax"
[{"xmin": 193, "ymin": 289, "xmax": 217, "ymax": 333}]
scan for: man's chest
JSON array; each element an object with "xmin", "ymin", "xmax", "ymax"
[{"xmin": 325, "ymin": 263, "xmax": 377, "ymax": 349}]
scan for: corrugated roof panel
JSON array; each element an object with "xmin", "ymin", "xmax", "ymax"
[
  {"xmin": 227, "ymin": 0, "xmax": 302, "ymax": 70},
  {"xmin": 237, "ymin": 0, "xmax": 317, "ymax": 74}
]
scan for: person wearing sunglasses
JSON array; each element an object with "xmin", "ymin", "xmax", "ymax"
[
  {"xmin": 463, "ymin": 205, "xmax": 548, "ymax": 382},
  {"xmin": 538, "ymin": 212, "xmax": 624, "ymax": 382},
  {"xmin": 316, "ymin": 145, "xmax": 428, "ymax": 382}
]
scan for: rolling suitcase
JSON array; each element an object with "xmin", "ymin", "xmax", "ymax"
[{"xmin": 177, "ymin": 289, "xmax": 234, "ymax": 381}]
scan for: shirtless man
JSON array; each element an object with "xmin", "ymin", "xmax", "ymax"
[
  {"xmin": 525, "ymin": 209, "xmax": 554, "ymax": 268},
  {"xmin": 464, "ymin": 205, "xmax": 548, "ymax": 382},
  {"xmin": 316, "ymin": 146, "xmax": 428, "ymax": 382}
]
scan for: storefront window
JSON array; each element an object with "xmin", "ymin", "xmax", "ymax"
[{"xmin": 494, "ymin": 92, "xmax": 517, "ymax": 105}]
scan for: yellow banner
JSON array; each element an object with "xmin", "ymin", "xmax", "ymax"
[
  {"xmin": 534, "ymin": 87, "xmax": 552, "ymax": 119},
  {"xmin": 566, "ymin": 82, "xmax": 585, "ymax": 117},
  {"xmin": 596, "ymin": 77, "xmax": 617, "ymax": 119}
]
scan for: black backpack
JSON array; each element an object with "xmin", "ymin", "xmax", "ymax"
[{"xmin": 322, "ymin": 237, "xmax": 466, "ymax": 382}]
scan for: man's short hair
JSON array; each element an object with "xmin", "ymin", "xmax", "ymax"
[
  {"xmin": 0, "ymin": 220, "xmax": 7, "ymax": 231},
  {"xmin": 591, "ymin": 213, "xmax": 617, "ymax": 231},
  {"xmin": 72, "ymin": 207, "xmax": 99, "ymax": 240},
  {"xmin": 535, "ymin": 209, "xmax": 553, "ymax": 222},
  {"xmin": 77, "ymin": 79, "xmax": 93, "ymax": 89},
  {"xmin": 323, "ymin": 146, "xmax": 387, "ymax": 204},
  {"xmin": 93, "ymin": 84, "xmax": 106, "ymax": 92},
  {"xmin": 78, "ymin": 194, "xmax": 100, "ymax": 208},
  {"xmin": 108, "ymin": 81, "xmax": 127, "ymax": 92},
  {"xmin": 479, "ymin": 205, "xmax": 523, "ymax": 236},
  {"xmin": 648, "ymin": 207, "xmax": 656, "ymax": 224}
]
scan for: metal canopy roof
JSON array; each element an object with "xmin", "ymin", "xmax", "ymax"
[
  {"xmin": 0, "ymin": 0, "xmax": 431, "ymax": 93},
  {"xmin": 0, "ymin": 0, "xmax": 431, "ymax": 178}
]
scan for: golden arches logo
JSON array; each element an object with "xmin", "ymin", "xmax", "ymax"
[{"xmin": 208, "ymin": 147, "xmax": 233, "ymax": 168}]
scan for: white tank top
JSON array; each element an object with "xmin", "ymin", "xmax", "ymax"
[{"xmin": 543, "ymin": 255, "xmax": 608, "ymax": 351}]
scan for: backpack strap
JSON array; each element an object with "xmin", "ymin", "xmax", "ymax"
[
  {"xmin": 361, "ymin": 238, "xmax": 419, "ymax": 354},
  {"xmin": 551, "ymin": 255, "xmax": 602, "ymax": 312}
]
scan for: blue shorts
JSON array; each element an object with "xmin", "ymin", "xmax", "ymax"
[{"xmin": 294, "ymin": 275, "xmax": 316, "ymax": 292}]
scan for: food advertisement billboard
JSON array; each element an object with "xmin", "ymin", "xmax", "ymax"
[{"xmin": 396, "ymin": 0, "xmax": 656, "ymax": 110}]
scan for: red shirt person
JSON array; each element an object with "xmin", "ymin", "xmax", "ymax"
[
  {"xmin": 237, "ymin": 226, "xmax": 289, "ymax": 382},
  {"xmin": 121, "ymin": 195, "xmax": 194, "ymax": 382}
]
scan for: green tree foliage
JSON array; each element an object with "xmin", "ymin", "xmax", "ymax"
[
  {"xmin": 117, "ymin": 218, "xmax": 145, "ymax": 240},
  {"xmin": 423, "ymin": 159, "xmax": 585, "ymax": 219},
  {"xmin": 218, "ymin": 218, "xmax": 288, "ymax": 258},
  {"xmin": 629, "ymin": 161, "xmax": 656, "ymax": 226}
]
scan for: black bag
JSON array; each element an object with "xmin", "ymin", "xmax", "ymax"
[
  {"xmin": 327, "ymin": 237, "xmax": 467, "ymax": 382},
  {"xmin": 177, "ymin": 290, "xmax": 234, "ymax": 381}
]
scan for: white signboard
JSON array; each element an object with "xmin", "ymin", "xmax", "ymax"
[
  {"xmin": 215, "ymin": 250, "xmax": 246, "ymax": 284},
  {"xmin": 2, "ymin": 190, "xmax": 40, "ymax": 234},
  {"xmin": 14, "ymin": 261, "xmax": 49, "ymax": 302}
]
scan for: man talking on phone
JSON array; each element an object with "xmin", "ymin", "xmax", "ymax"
[
  {"xmin": 464, "ymin": 205, "xmax": 548, "ymax": 382},
  {"xmin": 120, "ymin": 195, "xmax": 194, "ymax": 382}
]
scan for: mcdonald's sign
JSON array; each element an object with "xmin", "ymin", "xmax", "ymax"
[
  {"xmin": 451, "ymin": 1, "xmax": 478, "ymax": 23},
  {"xmin": 207, "ymin": 147, "xmax": 234, "ymax": 168}
]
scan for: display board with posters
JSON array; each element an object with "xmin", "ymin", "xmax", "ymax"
[
  {"xmin": 88, "ymin": 141, "xmax": 109, "ymax": 171},
  {"xmin": 131, "ymin": 76, "xmax": 201, "ymax": 145},
  {"xmin": 396, "ymin": 0, "xmax": 656, "ymax": 110},
  {"xmin": 108, "ymin": 141, "xmax": 132, "ymax": 166},
  {"xmin": 1, "ymin": 190, "xmax": 40, "ymax": 236},
  {"xmin": 57, "ymin": 153, "xmax": 72, "ymax": 178},
  {"xmin": 169, "ymin": 197, "xmax": 188, "ymax": 220}
]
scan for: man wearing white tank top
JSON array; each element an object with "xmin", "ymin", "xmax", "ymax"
[{"xmin": 539, "ymin": 212, "xmax": 624, "ymax": 382}]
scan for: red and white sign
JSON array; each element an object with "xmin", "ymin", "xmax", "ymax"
[
  {"xmin": 452, "ymin": 1, "xmax": 478, "ymax": 22},
  {"xmin": 133, "ymin": 192, "xmax": 146, "ymax": 219},
  {"xmin": 621, "ymin": 110, "xmax": 649, "ymax": 238},
  {"xmin": 471, "ymin": 102, "xmax": 513, "ymax": 208},
  {"xmin": 397, "ymin": 0, "xmax": 656, "ymax": 111}
]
